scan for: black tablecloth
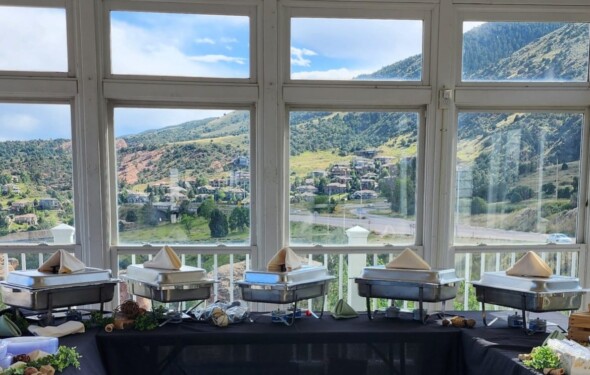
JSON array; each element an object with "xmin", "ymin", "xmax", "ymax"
[
  {"xmin": 96, "ymin": 312, "xmax": 463, "ymax": 375},
  {"xmin": 37, "ymin": 311, "xmax": 561, "ymax": 375}
]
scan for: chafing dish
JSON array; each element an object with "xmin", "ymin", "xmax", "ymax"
[
  {"xmin": 237, "ymin": 266, "xmax": 334, "ymax": 324},
  {"xmin": 355, "ymin": 266, "xmax": 462, "ymax": 321},
  {"xmin": 122, "ymin": 264, "xmax": 214, "ymax": 303},
  {"xmin": 0, "ymin": 267, "xmax": 118, "ymax": 312},
  {"xmin": 472, "ymin": 271, "xmax": 587, "ymax": 329}
]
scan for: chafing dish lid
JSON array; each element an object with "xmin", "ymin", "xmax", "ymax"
[
  {"xmin": 243, "ymin": 266, "xmax": 331, "ymax": 285},
  {"xmin": 472, "ymin": 271, "xmax": 587, "ymax": 293},
  {"xmin": 3, "ymin": 267, "xmax": 113, "ymax": 289},
  {"xmin": 124, "ymin": 264, "xmax": 208, "ymax": 286},
  {"xmin": 359, "ymin": 266, "xmax": 462, "ymax": 285}
]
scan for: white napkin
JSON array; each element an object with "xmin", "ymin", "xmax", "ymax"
[
  {"xmin": 506, "ymin": 251, "xmax": 552, "ymax": 278},
  {"xmin": 28, "ymin": 321, "xmax": 85, "ymax": 338},
  {"xmin": 267, "ymin": 247, "xmax": 302, "ymax": 272},
  {"xmin": 143, "ymin": 245, "xmax": 182, "ymax": 270},
  {"xmin": 38, "ymin": 249, "xmax": 85, "ymax": 274},
  {"xmin": 386, "ymin": 248, "xmax": 431, "ymax": 270}
]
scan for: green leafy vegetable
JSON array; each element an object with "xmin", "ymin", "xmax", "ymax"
[
  {"xmin": 134, "ymin": 306, "xmax": 167, "ymax": 331},
  {"xmin": 523, "ymin": 346, "xmax": 560, "ymax": 370},
  {"xmin": 0, "ymin": 345, "xmax": 81, "ymax": 374}
]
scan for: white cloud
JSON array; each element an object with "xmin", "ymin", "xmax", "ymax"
[
  {"xmin": 195, "ymin": 37, "xmax": 215, "ymax": 44},
  {"xmin": 189, "ymin": 55, "xmax": 246, "ymax": 65},
  {"xmin": 291, "ymin": 18, "xmax": 422, "ymax": 72},
  {"xmin": 292, "ymin": 68, "xmax": 371, "ymax": 80},
  {"xmin": 291, "ymin": 47, "xmax": 317, "ymax": 67},
  {"xmin": 0, "ymin": 6, "xmax": 67, "ymax": 72},
  {"xmin": 0, "ymin": 104, "xmax": 70, "ymax": 141},
  {"xmin": 220, "ymin": 37, "xmax": 238, "ymax": 44},
  {"xmin": 463, "ymin": 22, "xmax": 486, "ymax": 33},
  {"xmin": 110, "ymin": 15, "xmax": 249, "ymax": 78}
]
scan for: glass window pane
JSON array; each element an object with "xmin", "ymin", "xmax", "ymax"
[
  {"xmin": 0, "ymin": 6, "xmax": 67, "ymax": 72},
  {"xmin": 115, "ymin": 108, "xmax": 251, "ymax": 246},
  {"xmin": 291, "ymin": 18, "xmax": 422, "ymax": 81},
  {"xmin": 454, "ymin": 112, "xmax": 582, "ymax": 246},
  {"xmin": 0, "ymin": 103, "xmax": 73, "ymax": 244},
  {"xmin": 462, "ymin": 22, "xmax": 590, "ymax": 82},
  {"xmin": 289, "ymin": 111, "xmax": 419, "ymax": 246},
  {"xmin": 110, "ymin": 11, "xmax": 250, "ymax": 78}
]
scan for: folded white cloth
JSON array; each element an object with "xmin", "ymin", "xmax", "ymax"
[
  {"xmin": 506, "ymin": 251, "xmax": 552, "ymax": 278},
  {"xmin": 38, "ymin": 249, "xmax": 85, "ymax": 274},
  {"xmin": 143, "ymin": 245, "xmax": 181, "ymax": 270},
  {"xmin": 28, "ymin": 321, "xmax": 85, "ymax": 338},
  {"xmin": 267, "ymin": 247, "xmax": 302, "ymax": 272},
  {"xmin": 386, "ymin": 248, "xmax": 431, "ymax": 270}
]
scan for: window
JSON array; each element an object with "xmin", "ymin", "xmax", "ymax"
[
  {"xmin": 462, "ymin": 21, "xmax": 590, "ymax": 82},
  {"xmin": 454, "ymin": 111, "xmax": 582, "ymax": 246},
  {"xmin": 110, "ymin": 11, "xmax": 250, "ymax": 78},
  {"xmin": 290, "ymin": 18, "xmax": 423, "ymax": 81},
  {"xmin": 114, "ymin": 107, "xmax": 251, "ymax": 246},
  {"xmin": 0, "ymin": 5, "xmax": 68, "ymax": 72},
  {"xmin": 289, "ymin": 111, "xmax": 419, "ymax": 246},
  {"xmin": 0, "ymin": 103, "xmax": 74, "ymax": 244}
]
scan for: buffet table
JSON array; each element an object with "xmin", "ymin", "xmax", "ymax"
[
  {"xmin": 90, "ymin": 311, "xmax": 557, "ymax": 375},
  {"xmin": 32, "ymin": 311, "xmax": 565, "ymax": 375}
]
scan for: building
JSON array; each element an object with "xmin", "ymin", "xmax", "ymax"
[{"xmin": 39, "ymin": 198, "xmax": 61, "ymax": 210}]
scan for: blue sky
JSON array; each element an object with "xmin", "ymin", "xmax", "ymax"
[{"xmin": 0, "ymin": 5, "xmax": 486, "ymax": 140}]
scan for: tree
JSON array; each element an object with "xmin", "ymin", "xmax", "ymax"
[
  {"xmin": 229, "ymin": 207, "xmax": 249, "ymax": 232},
  {"xmin": 542, "ymin": 182, "xmax": 556, "ymax": 196},
  {"xmin": 197, "ymin": 199, "xmax": 216, "ymax": 219},
  {"xmin": 125, "ymin": 209, "xmax": 138, "ymax": 222},
  {"xmin": 181, "ymin": 214, "xmax": 197, "ymax": 235},
  {"xmin": 390, "ymin": 178, "xmax": 416, "ymax": 216},
  {"xmin": 561, "ymin": 162, "xmax": 569, "ymax": 170},
  {"xmin": 470, "ymin": 197, "xmax": 487, "ymax": 215},
  {"xmin": 209, "ymin": 209, "xmax": 229, "ymax": 238}
]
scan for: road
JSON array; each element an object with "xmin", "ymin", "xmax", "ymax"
[{"xmin": 290, "ymin": 204, "xmax": 550, "ymax": 244}]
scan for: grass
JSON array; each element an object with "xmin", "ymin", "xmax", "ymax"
[
  {"xmin": 290, "ymin": 149, "xmax": 353, "ymax": 178},
  {"xmin": 119, "ymin": 218, "xmax": 250, "ymax": 244}
]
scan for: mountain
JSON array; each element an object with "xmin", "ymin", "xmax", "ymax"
[{"xmin": 358, "ymin": 22, "xmax": 583, "ymax": 81}]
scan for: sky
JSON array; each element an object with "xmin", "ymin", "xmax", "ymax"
[{"xmin": 0, "ymin": 5, "xmax": 488, "ymax": 140}]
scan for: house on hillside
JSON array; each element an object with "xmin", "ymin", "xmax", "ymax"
[
  {"xmin": 351, "ymin": 190, "xmax": 378, "ymax": 200},
  {"xmin": 10, "ymin": 202, "xmax": 29, "ymax": 212},
  {"xmin": 326, "ymin": 182, "xmax": 347, "ymax": 194},
  {"xmin": 127, "ymin": 192, "xmax": 150, "ymax": 204},
  {"xmin": 14, "ymin": 213, "xmax": 38, "ymax": 225},
  {"xmin": 39, "ymin": 198, "xmax": 61, "ymax": 210}
]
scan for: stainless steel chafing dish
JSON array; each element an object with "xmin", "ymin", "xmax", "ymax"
[
  {"xmin": 472, "ymin": 271, "xmax": 587, "ymax": 328},
  {"xmin": 237, "ymin": 266, "xmax": 334, "ymax": 323},
  {"xmin": 122, "ymin": 264, "xmax": 214, "ymax": 303},
  {"xmin": 355, "ymin": 267, "xmax": 462, "ymax": 320},
  {"xmin": 0, "ymin": 267, "xmax": 119, "ymax": 312}
]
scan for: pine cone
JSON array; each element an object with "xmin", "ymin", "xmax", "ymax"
[{"xmin": 119, "ymin": 300, "xmax": 141, "ymax": 319}]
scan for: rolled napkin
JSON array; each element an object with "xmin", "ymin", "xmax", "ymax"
[
  {"xmin": 143, "ymin": 245, "xmax": 181, "ymax": 270},
  {"xmin": 332, "ymin": 299, "xmax": 358, "ymax": 320},
  {"xmin": 38, "ymin": 249, "xmax": 85, "ymax": 274},
  {"xmin": 28, "ymin": 321, "xmax": 85, "ymax": 338},
  {"xmin": 386, "ymin": 248, "xmax": 431, "ymax": 270},
  {"xmin": 267, "ymin": 247, "xmax": 302, "ymax": 272},
  {"xmin": 506, "ymin": 251, "xmax": 552, "ymax": 278},
  {"xmin": 0, "ymin": 315, "xmax": 22, "ymax": 337}
]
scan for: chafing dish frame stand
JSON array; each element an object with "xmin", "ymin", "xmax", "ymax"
[
  {"xmin": 271, "ymin": 283, "xmax": 329, "ymax": 326},
  {"xmin": 363, "ymin": 281, "xmax": 434, "ymax": 324},
  {"xmin": 477, "ymin": 287, "xmax": 563, "ymax": 334},
  {"xmin": 27, "ymin": 284, "xmax": 112, "ymax": 326},
  {"xmin": 239, "ymin": 279, "xmax": 331, "ymax": 326}
]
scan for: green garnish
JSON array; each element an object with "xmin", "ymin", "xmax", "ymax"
[
  {"xmin": 0, "ymin": 345, "xmax": 81, "ymax": 374},
  {"xmin": 523, "ymin": 346, "xmax": 560, "ymax": 370}
]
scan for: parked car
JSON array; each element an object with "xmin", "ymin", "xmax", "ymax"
[{"xmin": 546, "ymin": 233, "xmax": 574, "ymax": 244}]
